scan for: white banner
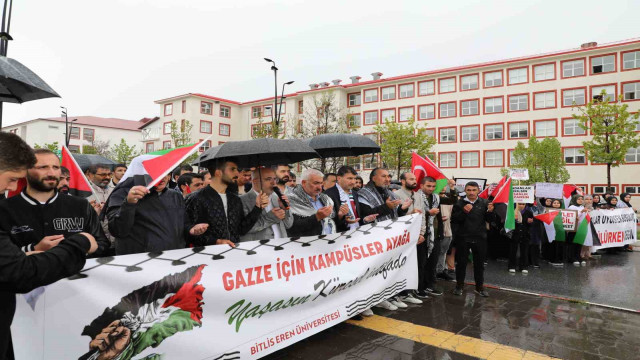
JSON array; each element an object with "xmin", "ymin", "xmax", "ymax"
[
  {"xmin": 535, "ymin": 182, "xmax": 563, "ymax": 199},
  {"xmin": 512, "ymin": 186, "xmax": 534, "ymax": 203},
  {"xmin": 591, "ymin": 208, "xmax": 638, "ymax": 250},
  {"xmin": 509, "ymin": 168, "xmax": 529, "ymax": 180},
  {"xmin": 13, "ymin": 216, "xmax": 420, "ymax": 360}
]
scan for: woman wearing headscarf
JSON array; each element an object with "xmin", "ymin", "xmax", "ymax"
[
  {"xmin": 548, "ymin": 199, "xmax": 565, "ymax": 266},
  {"xmin": 529, "ymin": 198, "xmax": 546, "ymax": 268},
  {"xmin": 615, "ymin": 193, "xmax": 636, "ymax": 252},
  {"xmin": 592, "ymin": 194, "xmax": 602, "ymax": 209},
  {"xmin": 567, "ymin": 194, "xmax": 587, "ymax": 266},
  {"xmin": 508, "ymin": 203, "xmax": 533, "ymax": 273},
  {"xmin": 604, "ymin": 196, "xmax": 618, "ymax": 209},
  {"xmin": 580, "ymin": 195, "xmax": 595, "ymax": 261}
]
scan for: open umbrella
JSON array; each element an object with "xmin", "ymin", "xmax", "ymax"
[
  {"xmin": 304, "ymin": 133, "xmax": 380, "ymax": 158},
  {"xmin": 71, "ymin": 154, "xmax": 117, "ymax": 172},
  {"xmin": 194, "ymin": 138, "xmax": 320, "ymax": 169}
]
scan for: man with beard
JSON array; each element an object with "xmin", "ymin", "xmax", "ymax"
[
  {"xmin": 0, "ymin": 148, "xmax": 109, "ymax": 255},
  {"xmin": 0, "ymin": 129, "xmax": 99, "ymax": 360},
  {"xmin": 322, "ymin": 173, "xmax": 337, "ymax": 190},
  {"xmin": 234, "ymin": 168, "xmax": 252, "ymax": 195},
  {"xmin": 111, "ymin": 164, "xmax": 127, "ymax": 187},
  {"xmin": 57, "ymin": 166, "xmax": 70, "ymax": 194},
  {"xmin": 288, "ymin": 169, "xmax": 336, "ymax": 237},
  {"xmin": 185, "ymin": 159, "xmax": 266, "ymax": 247},
  {"xmin": 86, "ymin": 164, "xmax": 114, "ymax": 211},
  {"xmin": 273, "ymin": 164, "xmax": 291, "ymax": 194},
  {"xmin": 323, "ymin": 166, "xmax": 378, "ymax": 233},
  {"xmin": 354, "ymin": 176, "xmax": 364, "ymax": 191}
]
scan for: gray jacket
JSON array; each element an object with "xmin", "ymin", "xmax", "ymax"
[{"xmin": 239, "ymin": 190, "xmax": 294, "ymax": 242}]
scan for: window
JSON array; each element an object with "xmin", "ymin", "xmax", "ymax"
[
  {"xmin": 485, "ymin": 150, "xmax": 504, "ymax": 167},
  {"xmin": 623, "ymin": 82, "xmax": 640, "ymax": 101},
  {"xmin": 182, "ymin": 100, "xmax": 186, "ymax": 113},
  {"xmin": 363, "ymin": 154, "xmax": 379, "ymax": 169},
  {"xmin": 623, "ymin": 185, "xmax": 640, "ymax": 194},
  {"xmin": 82, "ymin": 128, "xmax": 95, "ymax": 141},
  {"xmin": 626, "ymin": 147, "xmax": 640, "ymax": 163},
  {"xmin": 421, "ymin": 128, "xmax": 435, "ymax": 138},
  {"xmin": 163, "ymin": 122, "xmax": 172, "ymax": 135},
  {"xmin": 399, "ymin": 107, "xmax": 414, "ymax": 121},
  {"xmin": 219, "ymin": 105, "xmax": 230, "ymax": 118},
  {"xmin": 484, "ymin": 124, "xmax": 504, "ymax": 140},
  {"xmin": 145, "ymin": 142, "xmax": 154, "ymax": 153},
  {"xmin": 439, "ymin": 153, "xmax": 456, "ymax": 168},
  {"xmin": 201, "ymin": 101, "xmax": 212, "ymax": 115},
  {"xmin": 484, "ymin": 71, "xmax": 502, "ymax": 87},
  {"xmin": 364, "ymin": 89, "xmax": 378, "ymax": 102},
  {"xmin": 591, "ymin": 54, "xmax": 615, "ymax": 74},
  {"xmin": 461, "ymin": 100, "xmax": 479, "ymax": 116},
  {"xmin": 252, "ymin": 106, "xmax": 261, "ymax": 118},
  {"xmin": 69, "ymin": 126, "xmax": 80, "ymax": 139},
  {"xmin": 508, "ymin": 149, "xmax": 516, "ymax": 166},
  {"xmin": 439, "ymin": 102, "xmax": 456, "ymax": 118},
  {"xmin": 593, "ymin": 185, "xmax": 617, "ymax": 194},
  {"xmin": 562, "ymin": 88, "xmax": 586, "ymax": 107},
  {"xmin": 508, "ymin": 67, "xmax": 528, "ymax": 85},
  {"xmin": 439, "ymin": 78, "xmax": 455, "ymax": 93},
  {"xmin": 591, "ymin": 85, "xmax": 616, "ymax": 102},
  {"xmin": 200, "ymin": 120, "xmax": 212, "ymax": 134},
  {"xmin": 418, "ymin": 80, "xmax": 435, "ymax": 96},
  {"xmin": 563, "ymin": 118, "xmax": 586, "ymax": 136},
  {"xmin": 535, "ymin": 120, "xmax": 556, "ymax": 137},
  {"xmin": 461, "ymin": 152, "xmax": 479, "ymax": 167},
  {"xmin": 219, "ymin": 123, "xmax": 230, "ymax": 136},
  {"xmin": 564, "ymin": 148, "xmax": 586, "ymax": 164},
  {"xmin": 623, "ymin": 50, "xmax": 640, "ymax": 70},
  {"xmin": 348, "ymin": 114, "xmax": 361, "ymax": 128},
  {"xmin": 509, "ymin": 122, "xmax": 529, "ymax": 139},
  {"xmin": 461, "ymin": 125, "xmax": 479, "ymax": 142},
  {"xmin": 381, "ymin": 86, "xmax": 396, "ymax": 100},
  {"xmin": 562, "ymin": 59, "xmax": 585, "ymax": 78},
  {"xmin": 534, "ymin": 91, "xmax": 556, "ymax": 109},
  {"xmin": 381, "ymin": 109, "xmax": 395, "ymax": 123},
  {"xmin": 348, "ymin": 93, "xmax": 361, "ymax": 106},
  {"xmin": 298, "ymin": 100, "xmax": 304, "ymax": 114},
  {"xmin": 364, "ymin": 111, "xmax": 378, "ymax": 125},
  {"xmin": 508, "ymin": 94, "xmax": 529, "ymax": 111},
  {"xmin": 162, "ymin": 141, "xmax": 172, "ymax": 150},
  {"xmin": 399, "ymin": 84, "xmax": 414, "ymax": 98},
  {"xmin": 199, "ymin": 140, "xmax": 212, "ymax": 152},
  {"xmin": 461, "ymin": 74, "xmax": 478, "ymax": 90},
  {"xmin": 484, "ymin": 97, "xmax": 503, "ymax": 114},
  {"xmin": 346, "ymin": 157, "xmax": 362, "ymax": 171},
  {"xmin": 263, "ymin": 105, "xmax": 273, "ymax": 117},
  {"xmin": 534, "ymin": 63, "xmax": 555, "ymax": 81},
  {"xmin": 418, "ymin": 104, "xmax": 435, "ymax": 120},
  {"xmin": 164, "ymin": 103, "xmax": 173, "ymax": 116},
  {"xmin": 439, "ymin": 127, "xmax": 456, "ymax": 143},
  {"xmin": 68, "ymin": 145, "xmax": 80, "ymax": 153}
]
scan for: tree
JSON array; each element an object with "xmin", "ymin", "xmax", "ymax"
[
  {"xmin": 170, "ymin": 119, "xmax": 193, "ymax": 148},
  {"xmin": 572, "ymin": 92, "xmax": 640, "ymax": 188},
  {"xmin": 374, "ymin": 118, "xmax": 436, "ymax": 179},
  {"xmin": 509, "ymin": 137, "xmax": 570, "ymax": 184},
  {"xmin": 251, "ymin": 115, "xmax": 286, "ymax": 139},
  {"xmin": 89, "ymin": 139, "xmax": 111, "ymax": 157},
  {"xmin": 34, "ymin": 141, "xmax": 60, "ymax": 152},
  {"xmin": 108, "ymin": 138, "xmax": 143, "ymax": 165}
]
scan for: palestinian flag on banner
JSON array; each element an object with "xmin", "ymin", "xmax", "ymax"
[
  {"xmin": 490, "ymin": 175, "xmax": 508, "ymax": 198},
  {"xmin": 492, "ymin": 177, "xmax": 515, "ymax": 232},
  {"xmin": 562, "ymin": 184, "xmax": 580, "ymax": 209},
  {"xmin": 61, "ymin": 145, "xmax": 96, "ymax": 198},
  {"xmin": 534, "ymin": 210, "xmax": 565, "ymax": 243},
  {"xmin": 411, "ymin": 152, "xmax": 447, "ymax": 194}
]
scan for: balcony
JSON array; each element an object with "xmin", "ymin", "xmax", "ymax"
[{"xmin": 141, "ymin": 128, "xmax": 161, "ymax": 141}]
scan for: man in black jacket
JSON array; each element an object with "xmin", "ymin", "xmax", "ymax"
[
  {"xmin": 0, "ymin": 132, "xmax": 99, "ymax": 360},
  {"xmin": 185, "ymin": 159, "xmax": 265, "ymax": 247},
  {"xmin": 324, "ymin": 166, "xmax": 377, "ymax": 232},
  {"xmin": 0, "ymin": 149, "xmax": 109, "ymax": 256},
  {"xmin": 450, "ymin": 181, "xmax": 495, "ymax": 297}
]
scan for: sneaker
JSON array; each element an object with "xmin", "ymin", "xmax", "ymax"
[
  {"xmin": 581, "ymin": 261, "xmax": 586, "ymax": 266},
  {"xmin": 425, "ymin": 287, "xmax": 443, "ymax": 296},
  {"xmin": 390, "ymin": 297, "xmax": 408, "ymax": 308},
  {"xmin": 375, "ymin": 300, "xmax": 398, "ymax": 311},
  {"xmin": 550, "ymin": 262, "xmax": 564, "ymax": 267},
  {"xmin": 475, "ymin": 289, "xmax": 489, "ymax": 297},
  {"xmin": 437, "ymin": 271, "xmax": 454, "ymax": 281},
  {"xmin": 413, "ymin": 290, "xmax": 430, "ymax": 299},
  {"xmin": 402, "ymin": 293, "xmax": 423, "ymax": 304},
  {"xmin": 361, "ymin": 308, "xmax": 374, "ymax": 317},
  {"xmin": 533, "ymin": 264, "xmax": 540, "ymax": 269},
  {"xmin": 509, "ymin": 268, "xmax": 516, "ymax": 273},
  {"xmin": 452, "ymin": 287, "xmax": 463, "ymax": 296},
  {"xmin": 573, "ymin": 261, "xmax": 580, "ymax": 266},
  {"xmin": 521, "ymin": 269, "xmax": 529, "ymax": 274}
]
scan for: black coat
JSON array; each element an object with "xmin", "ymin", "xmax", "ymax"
[
  {"xmin": 185, "ymin": 185, "xmax": 262, "ymax": 246},
  {"xmin": 451, "ymin": 197, "xmax": 496, "ymax": 243},
  {"xmin": 323, "ymin": 186, "xmax": 362, "ymax": 233},
  {"xmin": 513, "ymin": 209, "xmax": 534, "ymax": 241}
]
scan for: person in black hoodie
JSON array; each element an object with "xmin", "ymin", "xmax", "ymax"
[
  {"xmin": 0, "ymin": 132, "xmax": 99, "ymax": 360},
  {"xmin": 508, "ymin": 203, "xmax": 533, "ymax": 274}
]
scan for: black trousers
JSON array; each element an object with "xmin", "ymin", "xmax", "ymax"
[
  {"xmin": 424, "ymin": 235, "xmax": 442, "ymax": 289},
  {"xmin": 508, "ymin": 236, "xmax": 529, "ymax": 270},
  {"xmin": 529, "ymin": 244, "xmax": 540, "ymax": 266},
  {"xmin": 455, "ymin": 239, "xmax": 486, "ymax": 289},
  {"xmin": 416, "ymin": 241, "xmax": 428, "ymax": 291}
]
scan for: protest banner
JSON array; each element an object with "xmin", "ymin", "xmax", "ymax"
[
  {"xmin": 545, "ymin": 208, "xmax": 578, "ymax": 232},
  {"xmin": 454, "ymin": 178, "xmax": 487, "ymax": 194},
  {"xmin": 591, "ymin": 208, "xmax": 638, "ymax": 250},
  {"xmin": 12, "ymin": 215, "xmax": 420, "ymax": 360},
  {"xmin": 535, "ymin": 182, "xmax": 563, "ymax": 199},
  {"xmin": 509, "ymin": 168, "xmax": 529, "ymax": 181},
  {"xmin": 512, "ymin": 185, "xmax": 534, "ymax": 203}
]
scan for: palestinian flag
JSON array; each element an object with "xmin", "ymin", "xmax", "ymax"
[
  {"xmin": 61, "ymin": 145, "xmax": 96, "ymax": 198},
  {"xmin": 120, "ymin": 140, "xmax": 209, "ymax": 188},
  {"xmin": 80, "ymin": 265, "xmax": 206, "ymax": 360},
  {"xmin": 478, "ymin": 186, "xmax": 490, "ymax": 199},
  {"xmin": 490, "ymin": 176, "xmax": 508, "ymax": 198},
  {"xmin": 534, "ymin": 211, "xmax": 565, "ymax": 243},
  {"xmin": 411, "ymin": 152, "xmax": 447, "ymax": 194},
  {"xmin": 562, "ymin": 184, "xmax": 579, "ymax": 209},
  {"xmin": 493, "ymin": 177, "xmax": 515, "ymax": 231},
  {"xmin": 5, "ymin": 177, "xmax": 26, "ymax": 198}
]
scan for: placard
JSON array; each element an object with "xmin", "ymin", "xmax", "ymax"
[
  {"xmin": 535, "ymin": 182, "xmax": 563, "ymax": 199},
  {"xmin": 509, "ymin": 168, "xmax": 529, "ymax": 180},
  {"xmin": 454, "ymin": 178, "xmax": 487, "ymax": 193},
  {"xmin": 546, "ymin": 208, "xmax": 578, "ymax": 232},
  {"xmin": 512, "ymin": 185, "xmax": 534, "ymax": 203}
]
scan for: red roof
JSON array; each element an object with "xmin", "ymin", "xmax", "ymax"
[{"xmin": 41, "ymin": 116, "xmax": 142, "ymax": 131}]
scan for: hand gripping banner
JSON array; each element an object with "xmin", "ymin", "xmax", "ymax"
[{"xmin": 13, "ymin": 215, "xmax": 420, "ymax": 360}]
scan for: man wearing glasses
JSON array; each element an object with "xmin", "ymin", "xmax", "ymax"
[{"xmin": 86, "ymin": 164, "xmax": 114, "ymax": 208}]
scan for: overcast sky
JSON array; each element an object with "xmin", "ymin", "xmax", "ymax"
[{"xmin": 2, "ymin": 0, "xmax": 639, "ymax": 126}]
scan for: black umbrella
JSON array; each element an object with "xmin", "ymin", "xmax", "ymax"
[
  {"xmin": 71, "ymin": 154, "xmax": 116, "ymax": 172},
  {"xmin": 194, "ymin": 138, "xmax": 320, "ymax": 169},
  {"xmin": 304, "ymin": 133, "xmax": 380, "ymax": 158}
]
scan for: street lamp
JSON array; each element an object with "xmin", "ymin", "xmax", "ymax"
[
  {"xmin": 277, "ymin": 80, "xmax": 295, "ymax": 125},
  {"xmin": 61, "ymin": 106, "xmax": 77, "ymax": 147},
  {"xmin": 264, "ymin": 58, "xmax": 295, "ymax": 133}
]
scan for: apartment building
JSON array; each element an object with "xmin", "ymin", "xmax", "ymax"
[{"xmin": 153, "ymin": 38, "xmax": 640, "ymax": 197}]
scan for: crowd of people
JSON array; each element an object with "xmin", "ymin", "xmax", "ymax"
[{"xmin": 0, "ymin": 131, "xmax": 637, "ymax": 359}]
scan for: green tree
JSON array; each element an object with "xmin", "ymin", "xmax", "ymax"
[
  {"xmin": 251, "ymin": 115, "xmax": 285, "ymax": 139},
  {"xmin": 170, "ymin": 119, "xmax": 193, "ymax": 148},
  {"xmin": 374, "ymin": 118, "xmax": 436, "ymax": 179},
  {"xmin": 108, "ymin": 138, "xmax": 143, "ymax": 165},
  {"xmin": 510, "ymin": 137, "xmax": 570, "ymax": 184},
  {"xmin": 34, "ymin": 141, "xmax": 60, "ymax": 152},
  {"xmin": 572, "ymin": 92, "xmax": 640, "ymax": 188},
  {"xmin": 82, "ymin": 145, "xmax": 98, "ymax": 154}
]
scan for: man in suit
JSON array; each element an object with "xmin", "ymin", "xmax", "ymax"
[
  {"xmin": 324, "ymin": 166, "xmax": 377, "ymax": 232},
  {"xmin": 240, "ymin": 168, "xmax": 293, "ymax": 242}
]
